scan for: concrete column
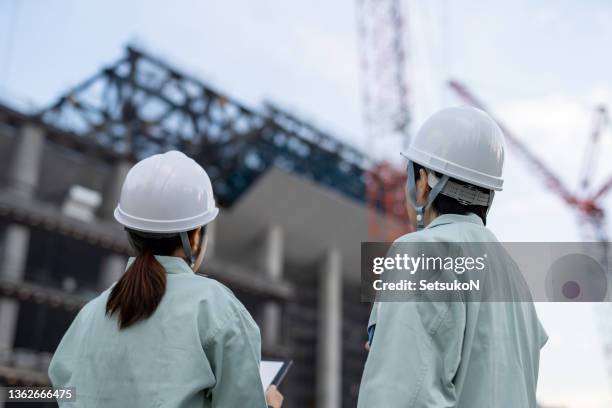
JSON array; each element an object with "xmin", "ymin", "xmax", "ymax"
[
  {"xmin": 7, "ymin": 123, "xmax": 45, "ymax": 197},
  {"xmin": 0, "ymin": 123, "xmax": 44, "ymax": 355},
  {"xmin": 317, "ymin": 249, "xmax": 343, "ymax": 408},
  {"xmin": 97, "ymin": 160, "xmax": 131, "ymax": 220},
  {"xmin": 259, "ymin": 225, "xmax": 283, "ymax": 351},
  {"xmin": 0, "ymin": 225, "xmax": 30, "ymax": 350},
  {"xmin": 260, "ymin": 225, "xmax": 283, "ymax": 281},
  {"xmin": 96, "ymin": 160, "xmax": 131, "ymax": 294}
]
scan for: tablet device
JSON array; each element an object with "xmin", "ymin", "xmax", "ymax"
[{"xmin": 260, "ymin": 358, "xmax": 293, "ymax": 389}]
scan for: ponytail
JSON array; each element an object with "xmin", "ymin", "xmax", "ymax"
[
  {"xmin": 106, "ymin": 228, "xmax": 202, "ymax": 329},
  {"xmin": 106, "ymin": 249, "xmax": 166, "ymax": 329}
]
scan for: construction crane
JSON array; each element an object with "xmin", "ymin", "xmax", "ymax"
[
  {"xmin": 579, "ymin": 106, "xmax": 608, "ymax": 194},
  {"xmin": 356, "ymin": 0, "xmax": 411, "ymax": 150},
  {"xmin": 448, "ymin": 80, "xmax": 609, "ymax": 243},
  {"xmin": 356, "ymin": 0, "xmax": 412, "ymax": 240},
  {"xmin": 449, "ymin": 80, "xmax": 612, "ymax": 394},
  {"xmin": 356, "ymin": 0, "xmax": 612, "ymax": 244}
]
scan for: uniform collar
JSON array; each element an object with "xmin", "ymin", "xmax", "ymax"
[
  {"xmin": 425, "ymin": 213, "xmax": 483, "ymax": 230},
  {"xmin": 125, "ymin": 255, "xmax": 193, "ymax": 274}
]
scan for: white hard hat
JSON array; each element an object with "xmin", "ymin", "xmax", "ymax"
[
  {"xmin": 402, "ymin": 106, "xmax": 505, "ymax": 230},
  {"xmin": 404, "ymin": 106, "xmax": 505, "ymax": 191},
  {"xmin": 114, "ymin": 150, "xmax": 219, "ymax": 233}
]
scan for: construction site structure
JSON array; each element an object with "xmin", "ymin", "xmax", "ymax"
[
  {"xmin": 356, "ymin": 0, "xmax": 414, "ymax": 241},
  {"xmin": 0, "ymin": 46, "xmax": 401, "ymax": 408}
]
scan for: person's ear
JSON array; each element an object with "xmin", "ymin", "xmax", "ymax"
[{"xmin": 416, "ymin": 168, "xmax": 430, "ymax": 205}]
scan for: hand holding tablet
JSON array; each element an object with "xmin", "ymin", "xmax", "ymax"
[{"xmin": 260, "ymin": 359, "xmax": 293, "ymax": 390}]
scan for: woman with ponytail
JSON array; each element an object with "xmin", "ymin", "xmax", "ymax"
[{"xmin": 49, "ymin": 151, "xmax": 283, "ymax": 408}]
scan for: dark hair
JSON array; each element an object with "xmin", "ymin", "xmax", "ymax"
[
  {"xmin": 413, "ymin": 162, "xmax": 489, "ymax": 225},
  {"xmin": 106, "ymin": 227, "xmax": 204, "ymax": 329}
]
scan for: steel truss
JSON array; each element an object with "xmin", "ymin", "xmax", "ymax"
[{"xmin": 40, "ymin": 46, "xmax": 370, "ymax": 207}]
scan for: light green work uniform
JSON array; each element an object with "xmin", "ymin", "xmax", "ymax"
[
  {"xmin": 49, "ymin": 256, "xmax": 267, "ymax": 408},
  {"xmin": 358, "ymin": 213, "xmax": 548, "ymax": 408}
]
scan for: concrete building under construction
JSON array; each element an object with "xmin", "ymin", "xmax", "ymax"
[{"xmin": 0, "ymin": 47, "xmax": 401, "ymax": 407}]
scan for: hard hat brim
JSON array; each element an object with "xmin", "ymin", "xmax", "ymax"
[
  {"xmin": 113, "ymin": 206, "xmax": 219, "ymax": 234},
  {"xmin": 403, "ymin": 147, "xmax": 504, "ymax": 191}
]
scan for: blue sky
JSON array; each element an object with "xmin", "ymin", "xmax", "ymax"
[{"xmin": 2, "ymin": 1, "xmax": 612, "ymax": 406}]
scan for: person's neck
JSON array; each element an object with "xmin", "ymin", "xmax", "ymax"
[{"xmin": 424, "ymin": 209, "xmax": 439, "ymax": 227}]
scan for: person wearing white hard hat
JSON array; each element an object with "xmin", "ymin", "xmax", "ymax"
[
  {"xmin": 358, "ymin": 107, "xmax": 548, "ymax": 407},
  {"xmin": 49, "ymin": 151, "xmax": 283, "ymax": 408}
]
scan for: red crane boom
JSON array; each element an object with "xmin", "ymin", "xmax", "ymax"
[{"xmin": 448, "ymin": 79, "xmax": 606, "ymax": 221}]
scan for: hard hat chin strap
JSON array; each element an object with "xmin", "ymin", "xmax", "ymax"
[
  {"xmin": 179, "ymin": 231, "xmax": 196, "ymax": 268},
  {"xmin": 407, "ymin": 160, "xmax": 450, "ymax": 230},
  {"xmin": 485, "ymin": 190, "xmax": 495, "ymax": 216}
]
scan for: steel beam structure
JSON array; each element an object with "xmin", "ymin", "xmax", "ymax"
[
  {"xmin": 1, "ymin": 46, "xmax": 371, "ymax": 406},
  {"xmin": 40, "ymin": 46, "xmax": 370, "ymax": 208}
]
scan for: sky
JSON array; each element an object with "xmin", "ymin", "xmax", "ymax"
[{"xmin": 2, "ymin": 0, "xmax": 612, "ymax": 406}]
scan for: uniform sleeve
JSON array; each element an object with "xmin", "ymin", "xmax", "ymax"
[
  {"xmin": 203, "ymin": 303, "xmax": 267, "ymax": 408},
  {"xmin": 358, "ymin": 300, "xmax": 466, "ymax": 408},
  {"xmin": 48, "ymin": 306, "xmax": 87, "ymax": 389},
  {"xmin": 48, "ymin": 333, "xmax": 73, "ymax": 387}
]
